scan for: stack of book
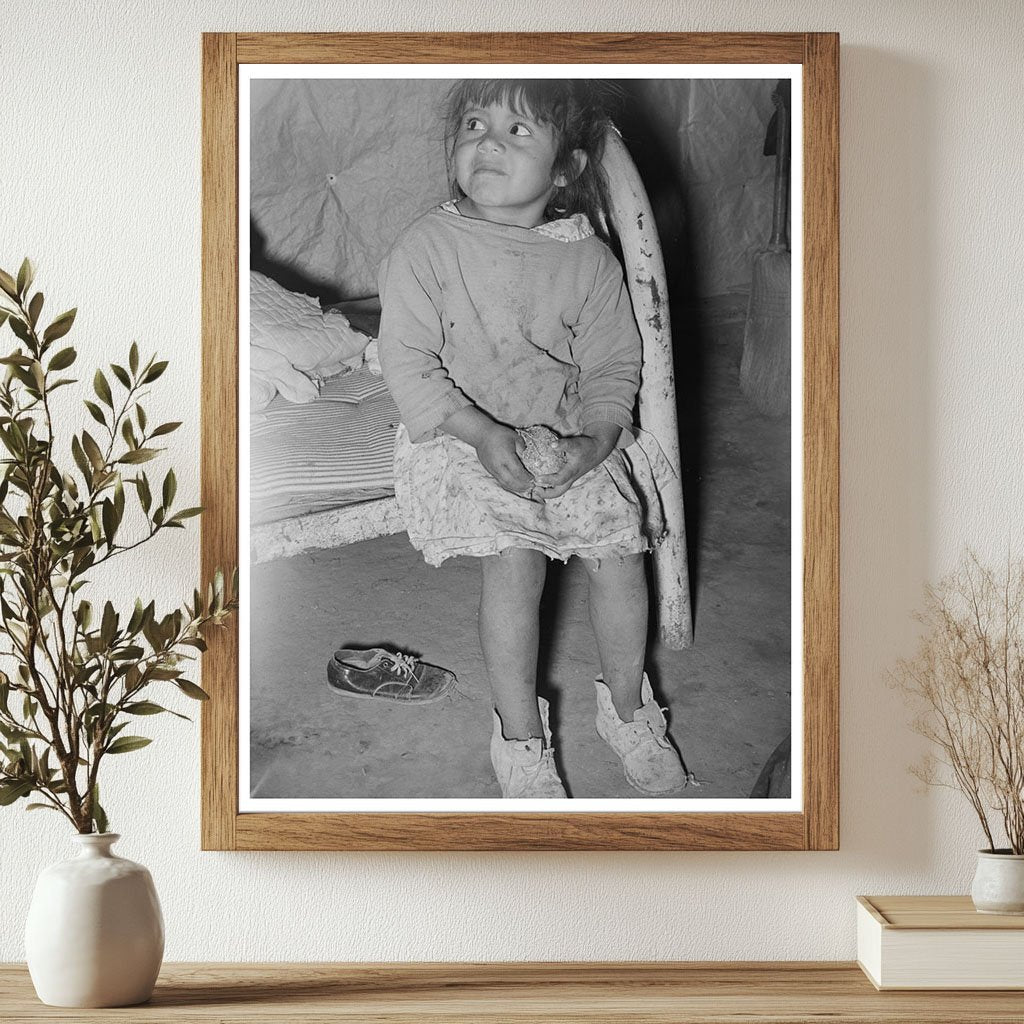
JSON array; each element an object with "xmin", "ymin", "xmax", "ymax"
[{"xmin": 857, "ymin": 895, "xmax": 1024, "ymax": 990}]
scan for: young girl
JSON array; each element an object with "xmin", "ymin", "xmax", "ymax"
[{"xmin": 378, "ymin": 80, "xmax": 687, "ymax": 798}]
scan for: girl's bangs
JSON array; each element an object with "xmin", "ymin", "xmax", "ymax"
[{"xmin": 453, "ymin": 80, "xmax": 563, "ymax": 125}]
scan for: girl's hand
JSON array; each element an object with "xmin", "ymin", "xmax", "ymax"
[
  {"xmin": 531, "ymin": 423, "xmax": 621, "ymax": 500},
  {"xmin": 440, "ymin": 406, "xmax": 534, "ymax": 497},
  {"xmin": 475, "ymin": 424, "xmax": 536, "ymax": 497}
]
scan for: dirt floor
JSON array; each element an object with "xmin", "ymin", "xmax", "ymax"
[{"xmin": 249, "ymin": 296, "xmax": 792, "ymax": 801}]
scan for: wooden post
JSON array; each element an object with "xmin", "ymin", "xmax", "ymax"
[{"xmin": 601, "ymin": 129, "xmax": 693, "ymax": 649}]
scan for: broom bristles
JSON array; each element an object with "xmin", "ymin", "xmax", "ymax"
[{"xmin": 740, "ymin": 250, "xmax": 791, "ymax": 418}]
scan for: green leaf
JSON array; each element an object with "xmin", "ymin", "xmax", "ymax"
[
  {"xmin": 84, "ymin": 400, "xmax": 106, "ymax": 427},
  {"xmin": 136, "ymin": 473, "xmax": 152, "ymax": 513},
  {"xmin": 71, "ymin": 435, "xmax": 92, "ymax": 482},
  {"xmin": 0, "ymin": 309, "xmax": 9, "ymax": 330},
  {"xmin": 176, "ymin": 679, "xmax": 210, "ymax": 701},
  {"xmin": 114, "ymin": 475, "xmax": 125, "ymax": 522},
  {"xmin": 150, "ymin": 421, "xmax": 181, "ymax": 438},
  {"xmin": 101, "ymin": 498, "xmax": 116, "ymax": 546},
  {"xmin": 126, "ymin": 598, "xmax": 146, "ymax": 635},
  {"xmin": 121, "ymin": 418, "xmax": 137, "ymax": 450},
  {"xmin": 0, "ymin": 431, "xmax": 19, "ymax": 461},
  {"xmin": 26, "ymin": 802, "xmax": 61, "ymax": 813},
  {"xmin": 162, "ymin": 468, "xmax": 176, "ymax": 508},
  {"xmin": 8, "ymin": 317, "xmax": 31, "ymax": 345},
  {"xmin": 0, "ymin": 722, "xmax": 29, "ymax": 743},
  {"xmin": 168, "ymin": 507, "xmax": 202, "ymax": 524},
  {"xmin": 142, "ymin": 360, "xmax": 168, "ymax": 383},
  {"xmin": 129, "ymin": 342, "xmax": 139, "ymax": 376},
  {"xmin": 83, "ymin": 701, "xmax": 114, "ymax": 728},
  {"xmin": 0, "ymin": 779, "xmax": 33, "ymax": 805},
  {"xmin": 76, "ymin": 599, "xmax": 93, "ymax": 633},
  {"xmin": 100, "ymin": 601, "xmax": 117, "ymax": 647},
  {"xmin": 16, "ymin": 258, "xmax": 34, "ymax": 299},
  {"xmin": 147, "ymin": 667, "xmax": 181, "ymax": 680},
  {"xmin": 136, "ymin": 404, "xmax": 147, "ymax": 432},
  {"xmin": 0, "ymin": 269, "xmax": 18, "ymax": 300},
  {"xmin": 93, "ymin": 369, "xmax": 113, "ymax": 408},
  {"xmin": 81, "ymin": 431, "xmax": 105, "ymax": 471},
  {"xmin": 42, "ymin": 308, "xmax": 76, "ymax": 344},
  {"xmin": 118, "ymin": 448, "xmax": 157, "ymax": 465},
  {"xmin": 105, "ymin": 735, "xmax": 152, "ymax": 755},
  {"xmin": 91, "ymin": 785, "xmax": 108, "ymax": 834},
  {"xmin": 107, "ymin": 724, "xmax": 127, "ymax": 746},
  {"xmin": 124, "ymin": 700, "xmax": 171, "ymax": 716},
  {"xmin": 27, "ymin": 292, "xmax": 43, "ymax": 329},
  {"xmin": 47, "ymin": 346, "xmax": 77, "ymax": 371},
  {"xmin": 110, "ymin": 363, "xmax": 131, "ymax": 388}
]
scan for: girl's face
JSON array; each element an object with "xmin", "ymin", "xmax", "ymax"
[{"xmin": 452, "ymin": 100, "xmax": 563, "ymax": 229}]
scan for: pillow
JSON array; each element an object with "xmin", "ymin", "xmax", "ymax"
[
  {"xmin": 249, "ymin": 271, "xmax": 370, "ymax": 411},
  {"xmin": 250, "ymin": 344, "xmax": 319, "ymax": 409}
]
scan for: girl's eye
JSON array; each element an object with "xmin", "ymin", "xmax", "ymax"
[
  {"xmin": 465, "ymin": 117, "xmax": 485, "ymax": 131},
  {"xmin": 509, "ymin": 122, "xmax": 533, "ymax": 137}
]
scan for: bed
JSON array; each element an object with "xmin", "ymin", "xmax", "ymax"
[{"xmin": 247, "ymin": 291, "xmax": 405, "ymax": 563}]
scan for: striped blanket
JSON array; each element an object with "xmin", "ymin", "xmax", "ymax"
[{"xmin": 249, "ymin": 368, "xmax": 399, "ymax": 525}]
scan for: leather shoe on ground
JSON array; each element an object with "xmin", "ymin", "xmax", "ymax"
[{"xmin": 327, "ymin": 648, "xmax": 456, "ymax": 704}]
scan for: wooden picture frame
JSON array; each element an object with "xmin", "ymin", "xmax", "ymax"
[{"xmin": 201, "ymin": 32, "xmax": 838, "ymax": 851}]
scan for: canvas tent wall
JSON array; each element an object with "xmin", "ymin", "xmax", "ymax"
[{"xmin": 249, "ymin": 77, "xmax": 777, "ymax": 304}]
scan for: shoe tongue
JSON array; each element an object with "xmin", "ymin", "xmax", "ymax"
[{"xmin": 634, "ymin": 701, "xmax": 665, "ymax": 731}]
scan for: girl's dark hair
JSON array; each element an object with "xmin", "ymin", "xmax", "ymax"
[{"xmin": 442, "ymin": 79, "xmax": 616, "ymax": 238}]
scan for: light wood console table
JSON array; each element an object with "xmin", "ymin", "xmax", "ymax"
[{"xmin": 2, "ymin": 962, "xmax": 1023, "ymax": 1022}]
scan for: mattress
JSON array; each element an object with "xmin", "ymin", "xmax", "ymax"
[{"xmin": 249, "ymin": 367, "xmax": 399, "ymax": 525}]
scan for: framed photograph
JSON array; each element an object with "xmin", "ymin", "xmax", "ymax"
[{"xmin": 201, "ymin": 32, "xmax": 838, "ymax": 850}]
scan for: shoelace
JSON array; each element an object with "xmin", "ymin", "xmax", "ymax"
[
  {"xmin": 522, "ymin": 748, "xmax": 563, "ymax": 795},
  {"xmin": 618, "ymin": 707, "xmax": 672, "ymax": 750},
  {"xmin": 381, "ymin": 652, "xmax": 418, "ymax": 680}
]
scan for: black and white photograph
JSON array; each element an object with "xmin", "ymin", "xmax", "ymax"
[{"xmin": 241, "ymin": 67, "xmax": 799, "ymax": 809}]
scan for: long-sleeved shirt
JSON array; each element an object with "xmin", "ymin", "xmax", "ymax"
[{"xmin": 377, "ymin": 205, "xmax": 642, "ymax": 444}]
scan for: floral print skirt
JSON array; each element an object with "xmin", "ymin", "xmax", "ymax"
[{"xmin": 392, "ymin": 424, "xmax": 670, "ymax": 566}]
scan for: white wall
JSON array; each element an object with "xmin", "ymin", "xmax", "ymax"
[{"xmin": 2, "ymin": 0, "xmax": 1022, "ymax": 962}]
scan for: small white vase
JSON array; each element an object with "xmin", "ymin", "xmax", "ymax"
[
  {"xmin": 25, "ymin": 833, "xmax": 164, "ymax": 1007},
  {"xmin": 970, "ymin": 849, "xmax": 1024, "ymax": 915}
]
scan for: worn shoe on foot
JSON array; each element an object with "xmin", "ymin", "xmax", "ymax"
[
  {"xmin": 594, "ymin": 674, "xmax": 688, "ymax": 793},
  {"xmin": 490, "ymin": 697, "xmax": 567, "ymax": 798},
  {"xmin": 327, "ymin": 648, "xmax": 456, "ymax": 703}
]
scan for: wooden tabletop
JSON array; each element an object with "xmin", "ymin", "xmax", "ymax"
[{"xmin": 3, "ymin": 962, "xmax": 1024, "ymax": 1022}]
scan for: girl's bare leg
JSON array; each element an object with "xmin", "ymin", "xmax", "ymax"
[
  {"xmin": 479, "ymin": 548, "xmax": 548, "ymax": 741},
  {"xmin": 581, "ymin": 552, "xmax": 648, "ymax": 720}
]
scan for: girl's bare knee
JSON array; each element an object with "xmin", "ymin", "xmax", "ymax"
[
  {"xmin": 580, "ymin": 551, "xmax": 643, "ymax": 578},
  {"xmin": 480, "ymin": 547, "xmax": 547, "ymax": 589}
]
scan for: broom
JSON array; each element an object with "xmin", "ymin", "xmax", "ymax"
[{"xmin": 740, "ymin": 81, "xmax": 791, "ymax": 418}]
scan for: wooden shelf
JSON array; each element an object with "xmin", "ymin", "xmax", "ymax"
[{"xmin": 3, "ymin": 962, "xmax": 1024, "ymax": 1022}]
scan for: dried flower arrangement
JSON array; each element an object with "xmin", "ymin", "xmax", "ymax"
[{"xmin": 895, "ymin": 552, "xmax": 1024, "ymax": 854}]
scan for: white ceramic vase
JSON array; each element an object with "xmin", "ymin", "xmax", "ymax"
[
  {"xmin": 25, "ymin": 833, "xmax": 164, "ymax": 1007},
  {"xmin": 970, "ymin": 849, "xmax": 1024, "ymax": 915}
]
